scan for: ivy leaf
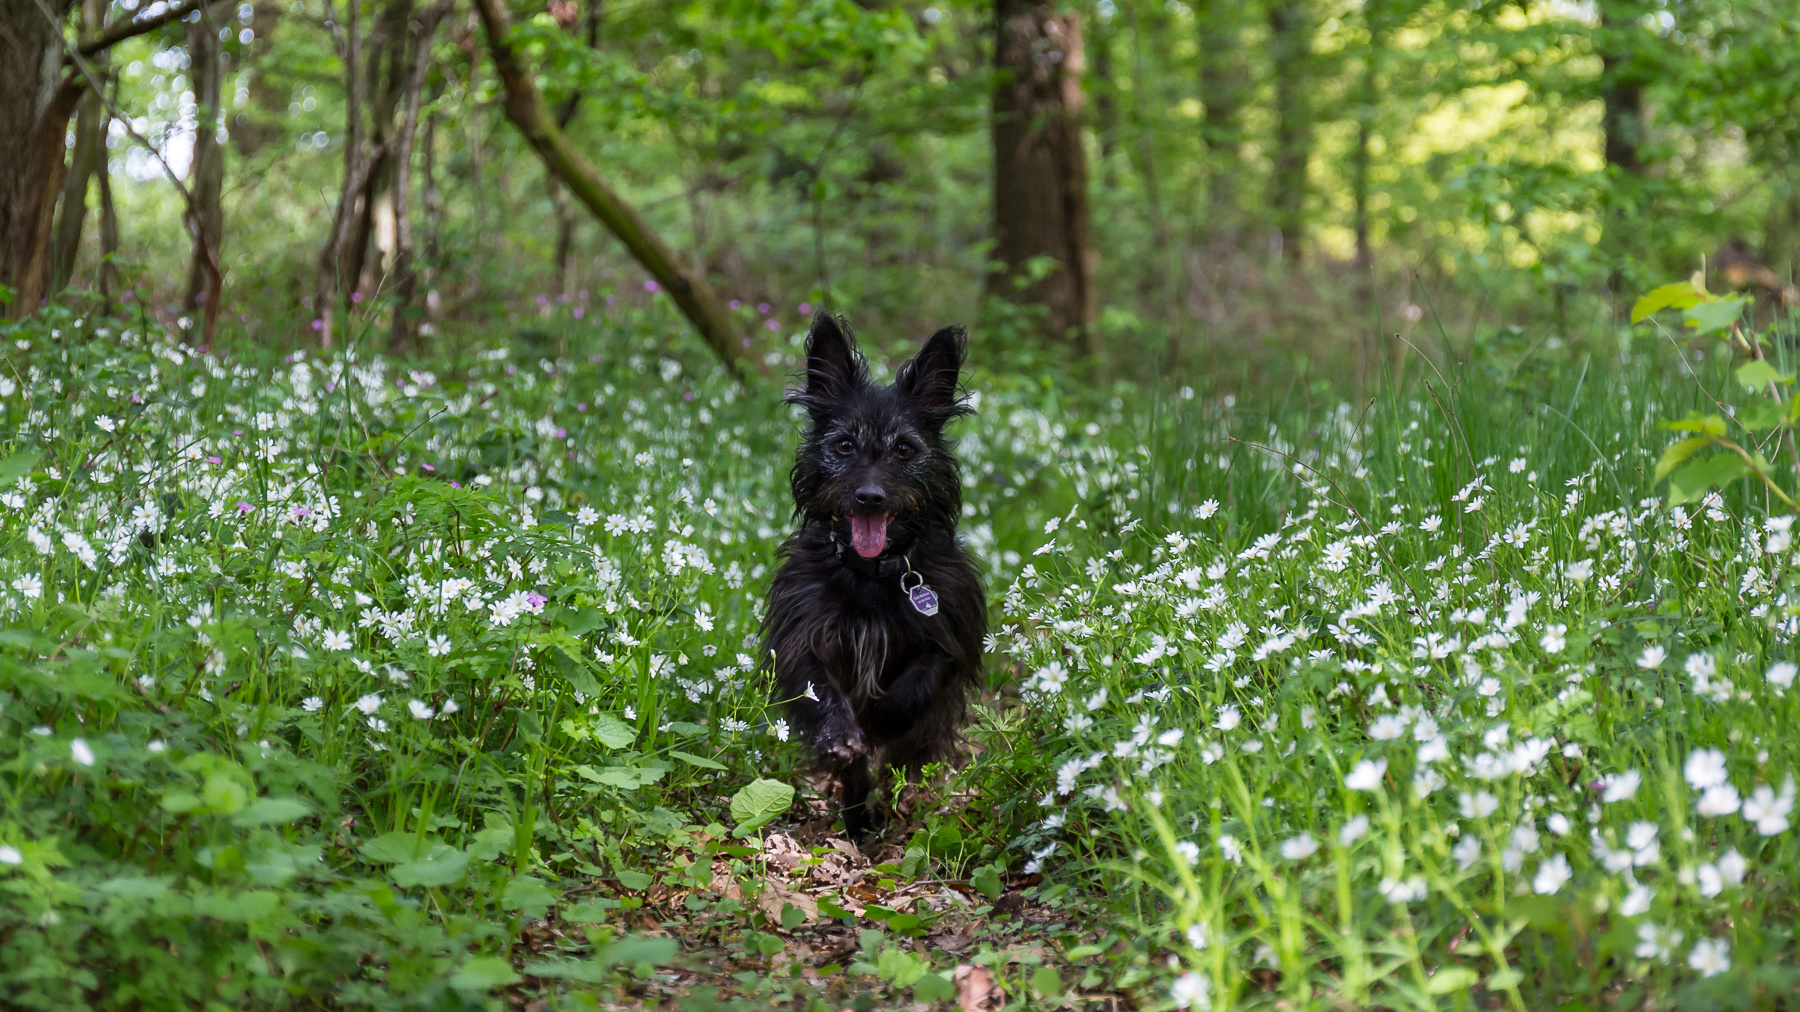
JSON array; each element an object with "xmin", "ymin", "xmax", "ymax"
[
  {"xmin": 1653, "ymin": 438, "xmax": 1710, "ymax": 483},
  {"xmin": 1660, "ymin": 412, "xmax": 1727, "ymax": 437},
  {"xmin": 1631, "ymin": 282, "xmax": 1706, "ymax": 324},
  {"xmin": 1737, "ymin": 400, "xmax": 1784, "ymax": 432},
  {"xmin": 729, "ymin": 778, "xmax": 795, "ymax": 836},
  {"xmin": 501, "ymin": 875, "xmax": 557, "ymax": 918}
]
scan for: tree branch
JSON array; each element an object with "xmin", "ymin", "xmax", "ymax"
[
  {"xmin": 469, "ymin": 0, "xmax": 749, "ymax": 382},
  {"xmin": 74, "ymin": 0, "xmax": 224, "ymax": 57}
]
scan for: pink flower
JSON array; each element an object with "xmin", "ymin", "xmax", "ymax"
[
  {"xmin": 526, "ymin": 592, "xmax": 548, "ymax": 608},
  {"xmin": 765, "ymin": 319, "xmax": 780, "ymax": 331},
  {"xmin": 643, "ymin": 280, "xmax": 660, "ymax": 293},
  {"xmin": 205, "ymin": 455, "xmax": 221, "ymax": 464},
  {"xmin": 729, "ymin": 299, "xmax": 742, "ymax": 310},
  {"xmin": 310, "ymin": 319, "xmax": 323, "ymax": 331},
  {"xmin": 236, "ymin": 501, "xmax": 253, "ymax": 513},
  {"xmin": 572, "ymin": 306, "xmax": 584, "ymax": 319},
  {"xmin": 758, "ymin": 302, "xmax": 772, "ymax": 314},
  {"xmin": 798, "ymin": 302, "xmax": 812, "ymax": 314},
  {"xmin": 554, "ymin": 427, "xmax": 567, "ymax": 439},
  {"xmin": 421, "ymin": 463, "xmax": 436, "ymax": 472}
]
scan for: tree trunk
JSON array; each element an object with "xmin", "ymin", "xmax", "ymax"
[
  {"xmin": 471, "ymin": 0, "xmax": 748, "ymax": 379},
  {"xmin": 48, "ymin": 0, "xmax": 105, "ymax": 295},
  {"xmin": 97, "ymin": 132, "xmax": 118, "ymax": 303},
  {"xmin": 316, "ymin": 0, "xmax": 366, "ymax": 347},
  {"xmin": 1597, "ymin": 0, "xmax": 1646, "ymax": 178},
  {"xmin": 1196, "ymin": 0, "xmax": 1248, "ymax": 241},
  {"xmin": 1351, "ymin": 0, "xmax": 1383, "ymax": 272},
  {"xmin": 989, "ymin": 0, "xmax": 1097, "ymax": 353},
  {"xmin": 0, "ymin": 0, "xmax": 82, "ymax": 316},
  {"xmin": 1267, "ymin": 0, "xmax": 1311, "ymax": 262},
  {"xmin": 386, "ymin": 0, "xmax": 449, "ymax": 353},
  {"xmin": 183, "ymin": 8, "xmax": 226, "ymax": 320}
]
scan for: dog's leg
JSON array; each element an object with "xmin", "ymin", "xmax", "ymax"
[
  {"xmin": 861, "ymin": 651, "xmax": 953, "ymax": 740},
  {"xmin": 839, "ymin": 752, "xmax": 884, "ymax": 839},
  {"xmin": 778, "ymin": 653, "xmax": 868, "ymax": 769}
]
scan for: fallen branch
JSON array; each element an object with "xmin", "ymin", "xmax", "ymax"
[{"xmin": 469, "ymin": 0, "xmax": 748, "ymax": 382}]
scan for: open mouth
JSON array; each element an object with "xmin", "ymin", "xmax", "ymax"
[{"xmin": 847, "ymin": 513, "xmax": 890, "ymax": 558}]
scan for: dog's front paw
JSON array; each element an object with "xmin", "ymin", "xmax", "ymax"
[{"xmin": 817, "ymin": 731, "xmax": 869, "ymax": 770}]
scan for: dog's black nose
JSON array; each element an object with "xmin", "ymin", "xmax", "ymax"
[{"xmin": 854, "ymin": 485, "xmax": 887, "ymax": 508}]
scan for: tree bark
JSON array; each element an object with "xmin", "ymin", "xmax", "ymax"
[
  {"xmin": 1196, "ymin": 0, "xmax": 1247, "ymax": 241},
  {"xmin": 50, "ymin": 0, "xmax": 106, "ymax": 295},
  {"xmin": 386, "ymin": 0, "xmax": 449, "ymax": 353},
  {"xmin": 0, "ymin": 0, "xmax": 81, "ymax": 316},
  {"xmin": 1597, "ymin": 0, "xmax": 1646, "ymax": 177},
  {"xmin": 316, "ymin": 0, "xmax": 366, "ymax": 347},
  {"xmin": 471, "ymin": 0, "xmax": 747, "ymax": 379},
  {"xmin": 989, "ymin": 0, "xmax": 1097, "ymax": 353},
  {"xmin": 183, "ymin": 7, "xmax": 225, "ymax": 320},
  {"xmin": 1351, "ymin": 0, "xmax": 1384, "ymax": 271},
  {"xmin": 1267, "ymin": 0, "xmax": 1312, "ymax": 262}
]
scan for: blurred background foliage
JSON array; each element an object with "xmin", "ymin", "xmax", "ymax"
[{"xmin": 5, "ymin": 0, "xmax": 1799, "ymax": 384}]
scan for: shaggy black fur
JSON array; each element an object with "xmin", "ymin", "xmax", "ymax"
[{"xmin": 761, "ymin": 313, "xmax": 986, "ymax": 839}]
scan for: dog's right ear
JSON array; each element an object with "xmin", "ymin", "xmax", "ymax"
[{"xmin": 788, "ymin": 312, "xmax": 865, "ymax": 412}]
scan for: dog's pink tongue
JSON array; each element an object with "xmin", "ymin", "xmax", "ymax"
[{"xmin": 849, "ymin": 514, "xmax": 888, "ymax": 558}]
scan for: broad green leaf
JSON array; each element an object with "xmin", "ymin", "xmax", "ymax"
[
  {"xmin": 1427, "ymin": 967, "xmax": 1481, "ymax": 994},
  {"xmin": 1653, "ymin": 438, "xmax": 1710, "ymax": 483},
  {"xmin": 201, "ymin": 774, "xmax": 249, "ymax": 815},
  {"xmin": 914, "ymin": 972, "xmax": 957, "ymax": 1002},
  {"xmin": 668, "ymin": 749, "xmax": 727, "ymax": 771},
  {"xmin": 1660, "ymin": 412, "xmax": 1727, "ymax": 437},
  {"xmin": 1668, "ymin": 453, "xmax": 1750, "ymax": 505},
  {"xmin": 1737, "ymin": 400, "xmax": 1784, "ymax": 432},
  {"xmin": 361, "ymin": 831, "xmax": 432, "ymax": 864},
  {"xmin": 1029, "ymin": 965, "xmax": 1062, "ymax": 997},
  {"xmin": 1684, "ymin": 297, "xmax": 1746, "ymax": 336},
  {"xmin": 615, "ymin": 869, "xmax": 653, "ymax": 890},
  {"xmin": 501, "ymin": 875, "xmax": 557, "ymax": 918},
  {"xmin": 1735, "ymin": 359, "xmax": 1788, "ymax": 389},
  {"xmin": 97, "ymin": 876, "xmax": 172, "ymax": 898},
  {"xmin": 392, "ymin": 846, "xmax": 471, "ymax": 887},
  {"xmin": 729, "ymin": 778, "xmax": 795, "ymax": 835},
  {"xmin": 195, "ymin": 889, "xmax": 281, "ymax": 921},
  {"xmin": 0, "ymin": 449, "xmax": 41, "ymax": 491},
  {"xmin": 519, "ymin": 957, "xmax": 608, "ymax": 983},
  {"xmin": 160, "ymin": 791, "xmax": 202, "ymax": 814},
  {"xmin": 450, "ymin": 956, "xmax": 520, "ymax": 991},
  {"xmin": 592, "ymin": 713, "xmax": 636, "ymax": 749},
  {"xmin": 231, "ymin": 797, "xmax": 311, "ymax": 827},
  {"xmin": 1630, "ymin": 281, "xmax": 1705, "ymax": 323},
  {"xmin": 971, "ymin": 863, "xmax": 1004, "ymax": 901},
  {"xmin": 1488, "ymin": 968, "xmax": 1524, "ymax": 990}
]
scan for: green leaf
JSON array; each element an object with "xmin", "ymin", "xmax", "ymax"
[
  {"xmin": 0, "ymin": 449, "xmax": 41, "ymax": 491},
  {"xmin": 1653, "ymin": 438, "xmax": 1710, "ymax": 483},
  {"xmin": 195, "ymin": 889, "xmax": 281, "ymax": 921},
  {"xmin": 1661, "ymin": 412, "xmax": 1727, "ymax": 437},
  {"xmin": 592, "ymin": 713, "xmax": 636, "ymax": 749},
  {"xmin": 970, "ymin": 863, "xmax": 1004, "ymax": 901},
  {"xmin": 1427, "ymin": 967, "xmax": 1481, "ymax": 994},
  {"xmin": 596, "ymin": 934, "xmax": 679, "ymax": 968},
  {"xmin": 1737, "ymin": 399, "xmax": 1785, "ymax": 432},
  {"xmin": 780, "ymin": 902, "xmax": 806, "ymax": 929},
  {"xmin": 392, "ymin": 846, "xmax": 471, "ymax": 887},
  {"xmin": 160, "ymin": 791, "xmax": 202, "ymax": 814},
  {"xmin": 1487, "ymin": 967, "xmax": 1524, "ymax": 990},
  {"xmin": 1668, "ymin": 453, "xmax": 1750, "ymax": 505},
  {"xmin": 615, "ymin": 869, "xmax": 653, "ymax": 890},
  {"xmin": 1685, "ymin": 297, "xmax": 1746, "ymax": 336},
  {"xmin": 201, "ymin": 774, "xmax": 250, "ymax": 815},
  {"xmin": 501, "ymin": 875, "xmax": 557, "ymax": 918},
  {"xmin": 729, "ymin": 778, "xmax": 795, "ymax": 836},
  {"xmin": 1029, "ymin": 966, "xmax": 1063, "ymax": 997},
  {"xmin": 1631, "ymin": 281, "xmax": 1706, "ymax": 323},
  {"xmin": 361, "ymin": 831, "xmax": 431, "ymax": 864},
  {"xmin": 450, "ymin": 956, "xmax": 520, "ymax": 991},
  {"xmin": 913, "ymin": 972, "xmax": 957, "ymax": 1002},
  {"xmin": 668, "ymin": 749, "xmax": 727, "ymax": 771},
  {"xmin": 231, "ymin": 797, "xmax": 311, "ymax": 827},
  {"xmin": 1736, "ymin": 359, "xmax": 1788, "ymax": 389}
]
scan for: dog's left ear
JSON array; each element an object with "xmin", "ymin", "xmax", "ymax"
[{"xmin": 896, "ymin": 325, "xmax": 971, "ymax": 424}]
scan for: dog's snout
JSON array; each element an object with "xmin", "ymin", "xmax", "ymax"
[{"xmin": 854, "ymin": 485, "xmax": 887, "ymax": 509}]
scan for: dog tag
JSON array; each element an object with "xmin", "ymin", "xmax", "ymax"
[{"xmin": 906, "ymin": 581, "xmax": 940, "ymax": 617}]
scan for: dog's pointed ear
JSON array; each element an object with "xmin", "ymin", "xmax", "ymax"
[
  {"xmin": 789, "ymin": 312, "xmax": 866, "ymax": 412},
  {"xmin": 896, "ymin": 325, "xmax": 971, "ymax": 424}
]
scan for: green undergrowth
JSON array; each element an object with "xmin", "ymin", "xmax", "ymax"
[{"xmin": 0, "ymin": 296, "xmax": 1797, "ymax": 1009}]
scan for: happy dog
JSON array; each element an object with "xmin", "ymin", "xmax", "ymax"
[{"xmin": 761, "ymin": 313, "xmax": 986, "ymax": 839}]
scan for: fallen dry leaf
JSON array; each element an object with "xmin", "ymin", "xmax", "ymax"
[
  {"xmin": 757, "ymin": 880, "xmax": 818, "ymax": 924},
  {"xmin": 952, "ymin": 963, "xmax": 1003, "ymax": 1011}
]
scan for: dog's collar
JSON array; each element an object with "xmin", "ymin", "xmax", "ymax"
[{"xmin": 829, "ymin": 530, "xmax": 910, "ymax": 578}]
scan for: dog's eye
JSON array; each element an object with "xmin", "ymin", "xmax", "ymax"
[
  {"xmin": 894, "ymin": 441, "xmax": 915, "ymax": 460},
  {"xmin": 835, "ymin": 438, "xmax": 855, "ymax": 455}
]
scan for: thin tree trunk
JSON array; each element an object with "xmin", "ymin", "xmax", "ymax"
[
  {"xmin": 49, "ymin": 0, "xmax": 105, "ymax": 295},
  {"xmin": 183, "ymin": 6, "xmax": 225, "ymax": 321},
  {"xmin": 471, "ymin": 0, "xmax": 748, "ymax": 379},
  {"xmin": 551, "ymin": 176, "xmax": 577, "ymax": 295},
  {"xmin": 316, "ymin": 0, "xmax": 366, "ymax": 347},
  {"xmin": 387, "ymin": 0, "xmax": 450, "ymax": 353},
  {"xmin": 420, "ymin": 102, "xmax": 441, "ymax": 327},
  {"xmin": 1351, "ymin": 1, "xmax": 1383, "ymax": 272},
  {"xmin": 97, "ymin": 134, "xmax": 118, "ymax": 303},
  {"xmin": 990, "ymin": 0, "xmax": 1097, "ymax": 353},
  {"xmin": 1267, "ymin": 0, "xmax": 1312, "ymax": 262}
]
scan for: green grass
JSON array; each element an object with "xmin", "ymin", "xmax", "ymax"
[{"xmin": 1, "ymin": 295, "xmax": 1797, "ymax": 1010}]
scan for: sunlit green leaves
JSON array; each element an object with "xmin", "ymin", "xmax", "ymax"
[{"xmin": 729, "ymin": 778, "xmax": 795, "ymax": 835}]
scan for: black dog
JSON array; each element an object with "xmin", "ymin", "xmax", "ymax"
[{"xmin": 762, "ymin": 313, "xmax": 986, "ymax": 839}]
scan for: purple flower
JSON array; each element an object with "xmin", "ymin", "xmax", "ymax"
[
  {"xmin": 643, "ymin": 280, "xmax": 660, "ymax": 293},
  {"xmin": 758, "ymin": 302, "xmax": 772, "ymax": 314},
  {"xmin": 526, "ymin": 592, "xmax": 548, "ymax": 608},
  {"xmin": 311, "ymin": 319, "xmax": 323, "ymax": 331},
  {"xmin": 294, "ymin": 507, "xmax": 313, "ymax": 517},
  {"xmin": 232, "ymin": 429, "xmax": 242, "ymax": 436},
  {"xmin": 536, "ymin": 294, "xmax": 549, "ymax": 307},
  {"xmin": 236, "ymin": 501, "xmax": 253, "ymax": 514},
  {"xmin": 572, "ymin": 306, "xmax": 584, "ymax": 319},
  {"xmin": 205, "ymin": 455, "xmax": 221, "ymax": 464},
  {"xmin": 730, "ymin": 299, "xmax": 742, "ymax": 310},
  {"xmin": 576, "ymin": 402, "xmax": 588, "ymax": 412},
  {"xmin": 798, "ymin": 302, "xmax": 812, "ymax": 314},
  {"xmin": 683, "ymin": 391, "xmax": 695, "ymax": 402},
  {"xmin": 449, "ymin": 481, "xmax": 461, "ymax": 489},
  {"xmin": 765, "ymin": 319, "xmax": 780, "ymax": 331},
  {"xmin": 605, "ymin": 295, "xmax": 617, "ymax": 307},
  {"xmin": 422, "ymin": 463, "xmax": 436, "ymax": 472},
  {"xmin": 554, "ymin": 427, "xmax": 567, "ymax": 439},
  {"xmin": 741, "ymin": 337, "xmax": 752, "ymax": 348},
  {"xmin": 350, "ymin": 291, "xmax": 363, "ymax": 303}
]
